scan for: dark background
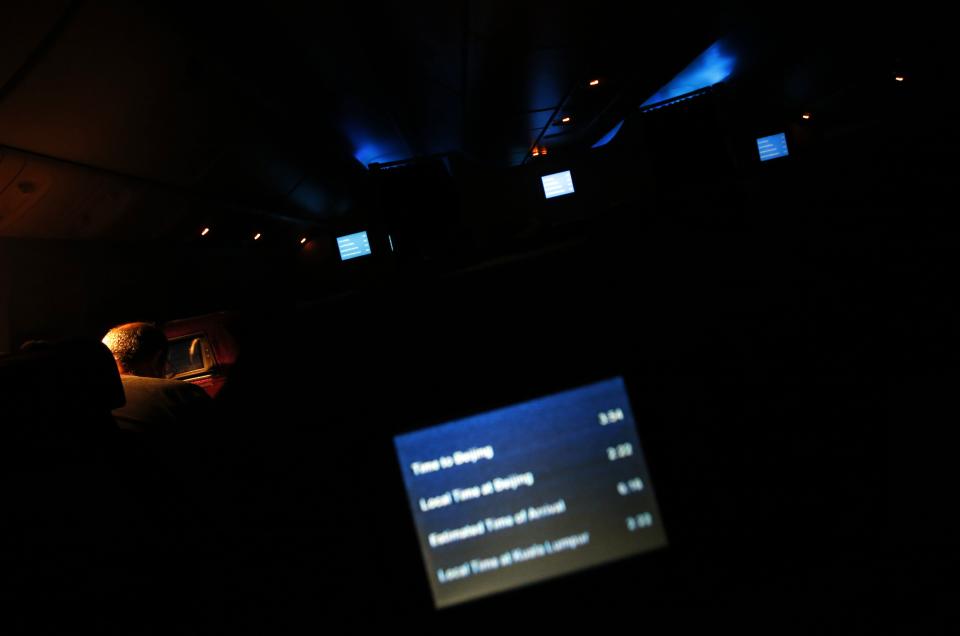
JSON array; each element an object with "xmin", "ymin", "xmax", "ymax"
[{"xmin": 1, "ymin": 3, "xmax": 941, "ymax": 633}]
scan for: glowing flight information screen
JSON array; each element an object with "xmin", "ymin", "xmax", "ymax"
[
  {"xmin": 394, "ymin": 377, "xmax": 668, "ymax": 608},
  {"xmin": 337, "ymin": 231, "xmax": 372, "ymax": 261},
  {"xmin": 757, "ymin": 132, "xmax": 789, "ymax": 161},
  {"xmin": 541, "ymin": 170, "xmax": 575, "ymax": 199}
]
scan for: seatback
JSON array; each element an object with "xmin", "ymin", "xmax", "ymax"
[
  {"xmin": 1, "ymin": 338, "xmax": 124, "ymax": 422},
  {"xmin": 0, "ymin": 340, "xmax": 204, "ymax": 632}
]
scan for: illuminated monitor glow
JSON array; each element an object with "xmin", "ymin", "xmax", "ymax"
[
  {"xmin": 394, "ymin": 377, "xmax": 668, "ymax": 609},
  {"xmin": 541, "ymin": 170, "xmax": 575, "ymax": 199},
  {"xmin": 757, "ymin": 133, "xmax": 789, "ymax": 162},
  {"xmin": 337, "ymin": 231, "xmax": 372, "ymax": 261}
]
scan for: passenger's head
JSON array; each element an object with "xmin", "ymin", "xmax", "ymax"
[{"xmin": 101, "ymin": 322, "xmax": 168, "ymax": 378}]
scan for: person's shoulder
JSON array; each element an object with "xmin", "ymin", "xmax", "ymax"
[{"xmin": 121, "ymin": 375, "xmax": 211, "ymax": 403}]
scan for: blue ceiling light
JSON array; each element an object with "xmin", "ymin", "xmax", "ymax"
[
  {"xmin": 349, "ymin": 137, "xmax": 413, "ymax": 168},
  {"xmin": 352, "ymin": 143, "xmax": 401, "ymax": 168},
  {"xmin": 641, "ymin": 40, "xmax": 736, "ymax": 108},
  {"xmin": 592, "ymin": 119, "xmax": 625, "ymax": 148},
  {"xmin": 341, "ymin": 102, "xmax": 414, "ymax": 168}
]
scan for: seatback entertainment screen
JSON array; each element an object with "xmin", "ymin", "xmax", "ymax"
[
  {"xmin": 394, "ymin": 377, "xmax": 667, "ymax": 608},
  {"xmin": 540, "ymin": 170, "xmax": 575, "ymax": 199},
  {"xmin": 337, "ymin": 231, "xmax": 372, "ymax": 261},
  {"xmin": 756, "ymin": 132, "xmax": 789, "ymax": 161}
]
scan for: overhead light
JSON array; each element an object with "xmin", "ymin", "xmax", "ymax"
[
  {"xmin": 300, "ymin": 237, "xmax": 307, "ymax": 245},
  {"xmin": 540, "ymin": 146, "xmax": 548, "ymax": 156},
  {"xmin": 532, "ymin": 148, "xmax": 540, "ymax": 157},
  {"xmin": 561, "ymin": 116, "xmax": 571, "ymax": 123},
  {"xmin": 895, "ymin": 75, "xmax": 905, "ymax": 82},
  {"xmin": 801, "ymin": 112, "xmax": 812, "ymax": 120},
  {"xmin": 254, "ymin": 232, "xmax": 261, "ymax": 240},
  {"xmin": 589, "ymin": 79, "xmax": 600, "ymax": 86},
  {"xmin": 200, "ymin": 227, "xmax": 210, "ymax": 236}
]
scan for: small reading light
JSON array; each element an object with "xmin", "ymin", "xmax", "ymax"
[
  {"xmin": 254, "ymin": 232, "xmax": 261, "ymax": 241},
  {"xmin": 200, "ymin": 227, "xmax": 210, "ymax": 236},
  {"xmin": 589, "ymin": 79, "xmax": 600, "ymax": 86},
  {"xmin": 532, "ymin": 148, "xmax": 540, "ymax": 157},
  {"xmin": 300, "ymin": 237, "xmax": 307, "ymax": 245},
  {"xmin": 801, "ymin": 112, "xmax": 812, "ymax": 120},
  {"xmin": 561, "ymin": 116, "xmax": 571, "ymax": 123},
  {"xmin": 540, "ymin": 146, "xmax": 548, "ymax": 156},
  {"xmin": 895, "ymin": 75, "xmax": 905, "ymax": 82}
]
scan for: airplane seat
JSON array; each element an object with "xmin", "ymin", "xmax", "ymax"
[
  {"xmin": 0, "ymin": 340, "xmax": 208, "ymax": 631},
  {"xmin": 1, "ymin": 339, "xmax": 126, "ymax": 479},
  {"xmin": 1, "ymin": 338, "xmax": 125, "ymax": 426}
]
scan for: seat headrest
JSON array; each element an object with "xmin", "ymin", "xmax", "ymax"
[{"xmin": 0, "ymin": 339, "xmax": 126, "ymax": 415}]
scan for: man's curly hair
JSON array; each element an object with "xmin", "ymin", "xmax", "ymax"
[{"xmin": 101, "ymin": 322, "xmax": 168, "ymax": 370}]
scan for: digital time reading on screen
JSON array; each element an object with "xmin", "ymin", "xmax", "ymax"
[{"xmin": 394, "ymin": 377, "xmax": 668, "ymax": 608}]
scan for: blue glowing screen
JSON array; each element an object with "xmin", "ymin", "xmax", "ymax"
[
  {"xmin": 394, "ymin": 377, "xmax": 668, "ymax": 608},
  {"xmin": 757, "ymin": 133, "xmax": 789, "ymax": 162},
  {"xmin": 337, "ymin": 231, "xmax": 372, "ymax": 261},
  {"xmin": 541, "ymin": 170, "xmax": 575, "ymax": 199},
  {"xmin": 641, "ymin": 40, "xmax": 736, "ymax": 108}
]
